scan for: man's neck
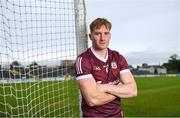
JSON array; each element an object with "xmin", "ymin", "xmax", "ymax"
[{"xmin": 92, "ymin": 47, "xmax": 108, "ymax": 59}]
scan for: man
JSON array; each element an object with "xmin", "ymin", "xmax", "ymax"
[{"xmin": 75, "ymin": 18, "xmax": 137, "ymax": 117}]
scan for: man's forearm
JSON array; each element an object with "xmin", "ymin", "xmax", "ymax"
[
  {"xmin": 78, "ymin": 78, "xmax": 117, "ymax": 107},
  {"xmin": 89, "ymin": 88, "xmax": 116, "ymax": 106},
  {"xmin": 108, "ymin": 82, "xmax": 137, "ymax": 98},
  {"xmin": 98, "ymin": 82, "xmax": 137, "ymax": 98}
]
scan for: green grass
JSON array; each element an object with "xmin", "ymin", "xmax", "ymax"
[
  {"xmin": 0, "ymin": 79, "xmax": 79, "ymax": 117},
  {"xmin": 122, "ymin": 76, "xmax": 180, "ymax": 117},
  {"xmin": 1, "ymin": 76, "xmax": 180, "ymax": 117}
]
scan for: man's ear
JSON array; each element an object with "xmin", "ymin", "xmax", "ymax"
[{"xmin": 89, "ymin": 33, "xmax": 92, "ymax": 40}]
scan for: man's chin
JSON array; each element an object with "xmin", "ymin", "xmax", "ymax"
[{"xmin": 96, "ymin": 47, "xmax": 108, "ymax": 51}]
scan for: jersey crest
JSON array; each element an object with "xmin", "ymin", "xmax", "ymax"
[{"xmin": 111, "ymin": 62, "xmax": 117, "ymax": 69}]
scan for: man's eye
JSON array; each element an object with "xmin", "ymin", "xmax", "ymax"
[
  {"xmin": 94, "ymin": 32, "xmax": 110, "ymax": 35},
  {"xmin": 105, "ymin": 32, "xmax": 110, "ymax": 35}
]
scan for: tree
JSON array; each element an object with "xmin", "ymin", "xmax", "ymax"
[
  {"xmin": 10, "ymin": 61, "xmax": 21, "ymax": 70},
  {"xmin": 28, "ymin": 61, "xmax": 39, "ymax": 69},
  {"xmin": 163, "ymin": 54, "xmax": 180, "ymax": 74},
  {"xmin": 10, "ymin": 61, "xmax": 25, "ymax": 79},
  {"xmin": 170, "ymin": 54, "xmax": 178, "ymax": 61},
  {"xmin": 26, "ymin": 61, "xmax": 41, "ymax": 79}
]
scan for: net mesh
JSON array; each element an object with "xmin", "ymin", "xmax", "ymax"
[{"xmin": 0, "ymin": 0, "xmax": 87, "ymax": 117}]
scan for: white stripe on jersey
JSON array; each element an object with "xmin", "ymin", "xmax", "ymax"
[
  {"xmin": 76, "ymin": 57, "xmax": 80, "ymax": 74},
  {"xmin": 79, "ymin": 57, "xmax": 82, "ymax": 74},
  {"xmin": 76, "ymin": 74, "xmax": 93, "ymax": 80},
  {"xmin": 76, "ymin": 57, "xmax": 83, "ymax": 74},
  {"xmin": 120, "ymin": 69, "xmax": 130, "ymax": 74}
]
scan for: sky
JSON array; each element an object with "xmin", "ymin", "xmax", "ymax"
[
  {"xmin": 0, "ymin": 0, "xmax": 179, "ymax": 67},
  {"xmin": 86, "ymin": 0, "xmax": 180, "ymax": 67},
  {"xmin": 0, "ymin": 0, "xmax": 76, "ymax": 66}
]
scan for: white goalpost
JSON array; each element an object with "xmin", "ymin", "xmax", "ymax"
[{"xmin": 0, "ymin": 0, "xmax": 87, "ymax": 117}]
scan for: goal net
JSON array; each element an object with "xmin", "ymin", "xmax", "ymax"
[{"xmin": 0, "ymin": 0, "xmax": 87, "ymax": 117}]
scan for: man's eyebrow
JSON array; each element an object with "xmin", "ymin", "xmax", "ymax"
[
  {"xmin": 94, "ymin": 32, "xmax": 101, "ymax": 34},
  {"xmin": 95, "ymin": 31, "xmax": 110, "ymax": 33}
]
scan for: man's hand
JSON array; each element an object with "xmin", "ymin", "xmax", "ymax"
[{"xmin": 95, "ymin": 70, "xmax": 137, "ymax": 98}]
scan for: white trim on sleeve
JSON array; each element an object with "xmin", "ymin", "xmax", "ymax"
[
  {"xmin": 76, "ymin": 57, "xmax": 83, "ymax": 74},
  {"xmin": 120, "ymin": 69, "xmax": 130, "ymax": 74},
  {"xmin": 76, "ymin": 74, "xmax": 93, "ymax": 80}
]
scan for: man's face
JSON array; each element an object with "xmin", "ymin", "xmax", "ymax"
[{"xmin": 89, "ymin": 25, "xmax": 111, "ymax": 51}]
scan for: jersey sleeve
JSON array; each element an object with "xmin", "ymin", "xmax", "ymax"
[
  {"xmin": 75, "ymin": 56, "xmax": 93, "ymax": 80},
  {"xmin": 118, "ymin": 54, "xmax": 129, "ymax": 73}
]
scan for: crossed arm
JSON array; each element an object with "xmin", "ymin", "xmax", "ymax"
[
  {"xmin": 77, "ymin": 70, "xmax": 137, "ymax": 107},
  {"xmin": 78, "ymin": 77, "xmax": 116, "ymax": 107},
  {"xmin": 98, "ymin": 70, "xmax": 137, "ymax": 98}
]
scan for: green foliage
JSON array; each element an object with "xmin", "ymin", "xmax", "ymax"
[
  {"xmin": 10, "ymin": 61, "xmax": 21, "ymax": 70},
  {"xmin": 163, "ymin": 54, "xmax": 180, "ymax": 73}
]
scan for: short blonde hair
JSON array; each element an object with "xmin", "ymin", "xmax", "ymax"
[{"xmin": 90, "ymin": 18, "xmax": 112, "ymax": 32}]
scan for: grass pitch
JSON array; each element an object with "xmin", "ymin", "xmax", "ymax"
[
  {"xmin": 122, "ymin": 76, "xmax": 180, "ymax": 117},
  {"xmin": 0, "ymin": 79, "xmax": 79, "ymax": 117},
  {"xmin": 0, "ymin": 76, "xmax": 180, "ymax": 117}
]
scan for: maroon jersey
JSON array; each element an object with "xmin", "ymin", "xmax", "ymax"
[{"xmin": 75, "ymin": 47, "xmax": 129, "ymax": 117}]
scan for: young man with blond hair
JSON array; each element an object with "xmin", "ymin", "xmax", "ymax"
[{"xmin": 75, "ymin": 18, "xmax": 137, "ymax": 117}]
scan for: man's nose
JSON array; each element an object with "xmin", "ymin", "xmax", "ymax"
[{"xmin": 100, "ymin": 34, "xmax": 105, "ymax": 40}]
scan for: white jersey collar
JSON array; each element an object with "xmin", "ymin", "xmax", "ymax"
[{"xmin": 90, "ymin": 47, "xmax": 108, "ymax": 62}]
